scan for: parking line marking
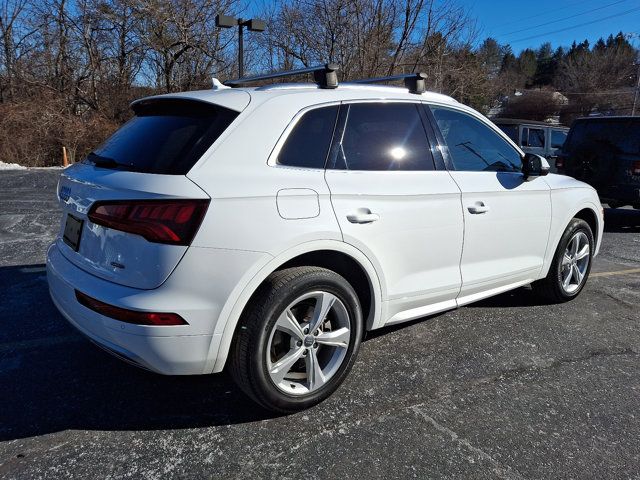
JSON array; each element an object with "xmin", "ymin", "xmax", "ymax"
[
  {"xmin": 591, "ymin": 268, "xmax": 640, "ymax": 278},
  {"xmin": 19, "ymin": 266, "xmax": 46, "ymax": 273}
]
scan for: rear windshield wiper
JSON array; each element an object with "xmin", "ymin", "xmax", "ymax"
[{"xmin": 85, "ymin": 152, "xmax": 137, "ymax": 171}]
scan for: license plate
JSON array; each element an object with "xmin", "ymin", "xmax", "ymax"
[{"xmin": 63, "ymin": 214, "xmax": 83, "ymax": 251}]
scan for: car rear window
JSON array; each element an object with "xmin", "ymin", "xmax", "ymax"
[
  {"xmin": 336, "ymin": 103, "xmax": 435, "ymax": 171},
  {"xmin": 88, "ymin": 99, "xmax": 239, "ymax": 175},
  {"xmin": 565, "ymin": 119, "xmax": 640, "ymax": 155},
  {"xmin": 551, "ymin": 130, "xmax": 567, "ymax": 149}
]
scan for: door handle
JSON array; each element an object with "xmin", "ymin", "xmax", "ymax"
[
  {"xmin": 467, "ymin": 202, "xmax": 490, "ymax": 214},
  {"xmin": 347, "ymin": 208, "xmax": 380, "ymax": 224}
]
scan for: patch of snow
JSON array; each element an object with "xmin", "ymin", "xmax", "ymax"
[
  {"xmin": 0, "ymin": 161, "xmax": 27, "ymax": 170},
  {"xmin": 0, "ymin": 161, "xmax": 66, "ymax": 170}
]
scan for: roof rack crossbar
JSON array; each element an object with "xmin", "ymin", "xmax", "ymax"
[
  {"xmin": 225, "ymin": 63, "xmax": 339, "ymax": 89},
  {"xmin": 349, "ymin": 72, "xmax": 428, "ymax": 94}
]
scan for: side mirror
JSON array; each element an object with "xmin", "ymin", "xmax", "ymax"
[{"xmin": 522, "ymin": 153, "xmax": 550, "ymax": 180}]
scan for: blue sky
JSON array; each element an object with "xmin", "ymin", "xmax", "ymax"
[{"xmin": 466, "ymin": 0, "xmax": 640, "ymax": 53}]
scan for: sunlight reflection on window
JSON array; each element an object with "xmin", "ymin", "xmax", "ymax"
[{"xmin": 389, "ymin": 146, "xmax": 407, "ymax": 160}]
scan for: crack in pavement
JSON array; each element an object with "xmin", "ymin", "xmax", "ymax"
[
  {"xmin": 410, "ymin": 405, "xmax": 527, "ymax": 480},
  {"xmin": 603, "ymin": 292, "xmax": 638, "ymax": 309},
  {"xmin": 473, "ymin": 347, "xmax": 639, "ymax": 385}
]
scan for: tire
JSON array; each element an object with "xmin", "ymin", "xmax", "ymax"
[
  {"xmin": 533, "ymin": 218, "xmax": 594, "ymax": 303},
  {"xmin": 230, "ymin": 266, "xmax": 363, "ymax": 413}
]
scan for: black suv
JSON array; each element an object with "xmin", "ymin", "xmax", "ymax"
[{"xmin": 557, "ymin": 116, "xmax": 640, "ymax": 208}]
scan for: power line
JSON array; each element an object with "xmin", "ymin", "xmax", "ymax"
[
  {"xmin": 486, "ymin": 0, "xmax": 598, "ymax": 30},
  {"xmin": 507, "ymin": 6, "xmax": 640, "ymax": 44},
  {"xmin": 501, "ymin": 0, "xmax": 628, "ymax": 38}
]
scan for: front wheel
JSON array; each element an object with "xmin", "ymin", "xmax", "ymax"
[
  {"xmin": 230, "ymin": 267, "xmax": 363, "ymax": 412},
  {"xmin": 533, "ymin": 218, "xmax": 594, "ymax": 303}
]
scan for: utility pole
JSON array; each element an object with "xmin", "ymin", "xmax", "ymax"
[
  {"xmin": 627, "ymin": 33, "xmax": 639, "ymax": 116},
  {"xmin": 215, "ymin": 14, "xmax": 266, "ymax": 78},
  {"xmin": 633, "ymin": 62, "xmax": 640, "ymax": 116}
]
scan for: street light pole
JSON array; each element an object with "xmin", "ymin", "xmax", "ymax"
[
  {"xmin": 238, "ymin": 18, "xmax": 244, "ymax": 78},
  {"xmin": 215, "ymin": 14, "xmax": 266, "ymax": 78}
]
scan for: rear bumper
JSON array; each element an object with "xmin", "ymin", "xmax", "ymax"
[{"xmin": 47, "ymin": 242, "xmax": 268, "ymax": 375}]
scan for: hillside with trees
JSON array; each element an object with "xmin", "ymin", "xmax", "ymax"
[{"xmin": 0, "ymin": 0, "xmax": 638, "ymax": 166}]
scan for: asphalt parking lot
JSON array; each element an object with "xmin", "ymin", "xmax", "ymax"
[{"xmin": 1, "ymin": 169, "xmax": 639, "ymax": 479}]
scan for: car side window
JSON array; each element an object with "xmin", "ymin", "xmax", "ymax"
[
  {"xmin": 277, "ymin": 106, "xmax": 339, "ymax": 168},
  {"xmin": 430, "ymin": 106, "xmax": 522, "ymax": 172},
  {"xmin": 335, "ymin": 103, "xmax": 435, "ymax": 171},
  {"xmin": 527, "ymin": 128, "xmax": 545, "ymax": 148},
  {"xmin": 551, "ymin": 130, "xmax": 567, "ymax": 149}
]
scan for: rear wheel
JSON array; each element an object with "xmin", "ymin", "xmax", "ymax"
[
  {"xmin": 533, "ymin": 218, "xmax": 594, "ymax": 303},
  {"xmin": 230, "ymin": 267, "xmax": 362, "ymax": 412}
]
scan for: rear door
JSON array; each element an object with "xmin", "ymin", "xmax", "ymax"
[
  {"xmin": 325, "ymin": 102, "xmax": 464, "ymax": 325},
  {"xmin": 428, "ymin": 105, "xmax": 551, "ymax": 303}
]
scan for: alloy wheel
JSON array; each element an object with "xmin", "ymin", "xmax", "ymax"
[
  {"xmin": 265, "ymin": 291, "xmax": 351, "ymax": 395},
  {"xmin": 560, "ymin": 231, "xmax": 590, "ymax": 294}
]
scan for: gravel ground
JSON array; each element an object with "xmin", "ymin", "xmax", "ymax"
[{"xmin": 1, "ymin": 169, "xmax": 639, "ymax": 479}]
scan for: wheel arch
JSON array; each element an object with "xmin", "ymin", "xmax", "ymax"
[
  {"xmin": 207, "ymin": 240, "xmax": 383, "ymax": 373},
  {"xmin": 541, "ymin": 201, "xmax": 602, "ymax": 278},
  {"xmin": 573, "ymin": 207, "xmax": 599, "ymax": 245}
]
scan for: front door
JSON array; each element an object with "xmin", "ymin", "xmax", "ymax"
[
  {"xmin": 429, "ymin": 106, "xmax": 551, "ymax": 304},
  {"xmin": 325, "ymin": 102, "xmax": 464, "ymax": 326}
]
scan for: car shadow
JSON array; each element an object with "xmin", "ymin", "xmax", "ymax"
[
  {"xmin": 465, "ymin": 286, "xmax": 551, "ymax": 308},
  {"xmin": 0, "ymin": 264, "xmax": 280, "ymax": 442},
  {"xmin": 603, "ymin": 207, "xmax": 640, "ymax": 233}
]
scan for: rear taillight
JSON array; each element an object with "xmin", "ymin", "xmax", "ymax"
[
  {"xmin": 75, "ymin": 290, "xmax": 188, "ymax": 326},
  {"xmin": 632, "ymin": 161, "xmax": 640, "ymax": 176},
  {"xmin": 87, "ymin": 199, "xmax": 209, "ymax": 245}
]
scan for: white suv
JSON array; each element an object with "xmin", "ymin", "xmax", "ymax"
[{"xmin": 47, "ymin": 66, "xmax": 603, "ymax": 412}]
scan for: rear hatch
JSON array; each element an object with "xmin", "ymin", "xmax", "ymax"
[
  {"xmin": 561, "ymin": 118, "xmax": 640, "ymax": 188},
  {"xmin": 55, "ymin": 96, "xmax": 244, "ymax": 289}
]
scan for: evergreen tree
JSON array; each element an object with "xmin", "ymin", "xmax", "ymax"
[
  {"xmin": 517, "ymin": 48, "xmax": 537, "ymax": 86},
  {"xmin": 478, "ymin": 37, "xmax": 503, "ymax": 77}
]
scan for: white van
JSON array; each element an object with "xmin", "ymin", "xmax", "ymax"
[{"xmin": 493, "ymin": 118, "xmax": 569, "ymax": 171}]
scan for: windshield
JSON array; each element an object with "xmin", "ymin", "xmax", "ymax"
[
  {"xmin": 86, "ymin": 99, "xmax": 238, "ymax": 175},
  {"xmin": 565, "ymin": 119, "xmax": 640, "ymax": 155}
]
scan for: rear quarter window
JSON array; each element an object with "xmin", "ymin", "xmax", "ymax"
[
  {"xmin": 89, "ymin": 99, "xmax": 239, "ymax": 175},
  {"xmin": 277, "ymin": 106, "xmax": 339, "ymax": 168}
]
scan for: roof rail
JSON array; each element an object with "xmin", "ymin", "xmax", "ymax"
[
  {"xmin": 225, "ymin": 63, "xmax": 339, "ymax": 89},
  {"xmin": 348, "ymin": 72, "xmax": 428, "ymax": 94}
]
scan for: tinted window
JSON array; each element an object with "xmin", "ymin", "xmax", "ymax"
[
  {"xmin": 526, "ymin": 128, "xmax": 545, "ymax": 148},
  {"xmin": 496, "ymin": 124, "xmax": 518, "ymax": 143},
  {"xmin": 89, "ymin": 99, "xmax": 238, "ymax": 175},
  {"xmin": 431, "ymin": 106, "xmax": 522, "ymax": 172},
  {"xmin": 336, "ymin": 103, "xmax": 434, "ymax": 171},
  {"xmin": 551, "ymin": 130, "xmax": 567, "ymax": 148},
  {"xmin": 565, "ymin": 119, "xmax": 640, "ymax": 155},
  {"xmin": 278, "ymin": 106, "xmax": 338, "ymax": 168}
]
